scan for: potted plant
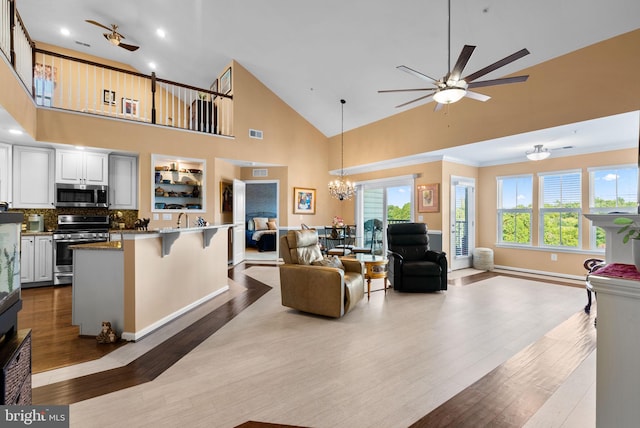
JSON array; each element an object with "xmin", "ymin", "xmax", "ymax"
[{"xmin": 614, "ymin": 217, "xmax": 640, "ymax": 271}]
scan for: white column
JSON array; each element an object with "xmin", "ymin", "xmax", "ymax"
[
  {"xmin": 584, "ymin": 214, "xmax": 640, "ymax": 264},
  {"xmin": 589, "ymin": 273, "xmax": 640, "ymax": 427}
]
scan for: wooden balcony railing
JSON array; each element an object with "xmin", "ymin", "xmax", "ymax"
[{"xmin": 0, "ymin": 0, "xmax": 233, "ymax": 137}]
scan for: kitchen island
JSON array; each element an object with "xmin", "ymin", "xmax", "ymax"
[{"xmin": 71, "ymin": 224, "xmax": 232, "ymax": 340}]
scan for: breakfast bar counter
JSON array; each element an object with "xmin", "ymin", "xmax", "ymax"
[{"xmin": 71, "ymin": 224, "xmax": 232, "ymax": 340}]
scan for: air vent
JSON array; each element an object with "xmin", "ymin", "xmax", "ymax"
[
  {"xmin": 249, "ymin": 129, "xmax": 263, "ymax": 139},
  {"xmin": 75, "ymin": 40, "xmax": 91, "ymax": 47},
  {"xmin": 252, "ymin": 169, "xmax": 268, "ymax": 177}
]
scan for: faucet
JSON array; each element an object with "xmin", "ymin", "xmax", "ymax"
[{"xmin": 177, "ymin": 212, "xmax": 190, "ymax": 228}]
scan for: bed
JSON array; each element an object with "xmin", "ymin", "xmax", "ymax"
[{"xmin": 245, "ymin": 212, "xmax": 278, "ymax": 252}]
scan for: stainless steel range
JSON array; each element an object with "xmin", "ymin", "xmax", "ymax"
[{"xmin": 53, "ymin": 215, "xmax": 110, "ymax": 285}]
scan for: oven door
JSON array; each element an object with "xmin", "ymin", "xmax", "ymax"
[{"xmin": 53, "ymin": 237, "xmax": 107, "ymax": 285}]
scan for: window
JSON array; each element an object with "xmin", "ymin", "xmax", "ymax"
[
  {"xmin": 497, "ymin": 175, "xmax": 532, "ymax": 244},
  {"xmin": 539, "ymin": 171, "xmax": 581, "ymax": 248},
  {"xmin": 589, "ymin": 165, "xmax": 638, "ymax": 249},
  {"xmin": 589, "ymin": 165, "xmax": 638, "ymax": 213}
]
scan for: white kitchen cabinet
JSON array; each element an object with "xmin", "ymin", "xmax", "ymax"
[
  {"xmin": 0, "ymin": 143, "xmax": 11, "ymax": 204},
  {"xmin": 56, "ymin": 150, "xmax": 109, "ymax": 185},
  {"xmin": 20, "ymin": 235, "xmax": 53, "ymax": 285},
  {"xmin": 12, "ymin": 146, "xmax": 55, "ymax": 209},
  {"xmin": 109, "ymin": 154, "xmax": 138, "ymax": 209},
  {"xmin": 20, "ymin": 237, "xmax": 34, "ymax": 283}
]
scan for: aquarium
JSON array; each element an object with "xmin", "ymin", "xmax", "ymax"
[{"xmin": 0, "ymin": 213, "xmax": 22, "ymax": 339}]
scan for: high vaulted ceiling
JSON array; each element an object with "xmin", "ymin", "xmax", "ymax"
[{"xmin": 4, "ymin": 0, "xmax": 640, "ymax": 166}]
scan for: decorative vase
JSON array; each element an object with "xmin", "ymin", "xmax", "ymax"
[{"xmin": 633, "ymin": 238, "xmax": 640, "ymax": 272}]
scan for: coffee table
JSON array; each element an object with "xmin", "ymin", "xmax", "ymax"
[{"xmin": 354, "ymin": 254, "xmax": 389, "ymax": 300}]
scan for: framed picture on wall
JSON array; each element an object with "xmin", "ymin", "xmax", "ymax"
[
  {"xmin": 121, "ymin": 98, "xmax": 139, "ymax": 117},
  {"xmin": 221, "ymin": 180, "xmax": 233, "ymax": 212},
  {"xmin": 210, "ymin": 78, "xmax": 218, "ymax": 99},
  {"xmin": 293, "ymin": 187, "xmax": 316, "ymax": 214},
  {"xmin": 417, "ymin": 183, "xmax": 439, "ymax": 213},
  {"xmin": 220, "ymin": 67, "xmax": 232, "ymax": 94},
  {"xmin": 103, "ymin": 89, "xmax": 116, "ymax": 106}
]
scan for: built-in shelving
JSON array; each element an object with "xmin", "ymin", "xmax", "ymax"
[{"xmin": 152, "ymin": 154, "xmax": 205, "ymax": 213}]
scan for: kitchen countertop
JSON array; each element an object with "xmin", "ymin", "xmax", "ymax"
[{"xmin": 21, "ymin": 231, "xmax": 54, "ymax": 236}]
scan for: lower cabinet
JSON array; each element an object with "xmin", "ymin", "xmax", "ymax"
[
  {"xmin": 0, "ymin": 329, "xmax": 32, "ymax": 405},
  {"xmin": 21, "ymin": 235, "xmax": 53, "ymax": 286}
]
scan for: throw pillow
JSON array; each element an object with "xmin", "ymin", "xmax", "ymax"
[
  {"xmin": 253, "ymin": 217, "xmax": 269, "ymax": 230},
  {"xmin": 267, "ymin": 221, "xmax": 277, "ymax": 230},
  {"xmin": 312, "ymin": 255, "xmax": 345, "ymax": 271}
]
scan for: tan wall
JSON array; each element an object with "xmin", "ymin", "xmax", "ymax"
[
  {"xmin": 328, "ymin": 29, "xmax": 640, "ymax": 173},
  {"xmin": 124, "ymin": 229, "xmax": 228, "ymax": 335},
  {"xmin": 478, "ymin": 148, "xmax": 635, "ymax": 276},
  {"xmin": 2, "ymin": 30, "xmax": 640, "ymax": 277}
]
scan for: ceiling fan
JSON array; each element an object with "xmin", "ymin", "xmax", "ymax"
[
  {"xmin": 379, "ymin": 0, "xmax": 529, "ymax": 110},
  {"xmin": 85, "ymin": 19, "xmax": 139, "ymax": 51}
]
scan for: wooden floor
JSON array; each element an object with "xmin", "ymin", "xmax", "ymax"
[
  {"xmin": 26, "ymin": 265, "xmax": 595, "ymax": 427},
  {"xmin": 18, "ymin": 285, "xmax": 126, "ymax": 373}
]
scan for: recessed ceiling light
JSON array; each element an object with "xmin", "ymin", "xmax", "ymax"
[
  {"xmin": 60, "ymin": 28, "xmax": 70, "ymax": 36},
  {"xmin": 156, "ymin": 28, "xmax": 166, "ymax": 38},
  {"xmin": 149, "ymin": 62, "xmax": 157, "ymax": 70},
  {"xmin": 9, "ymin": 129, "xmax": 22, "ymax": 135}
]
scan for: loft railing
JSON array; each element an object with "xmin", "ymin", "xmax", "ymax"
[
  {"xmin": 0, "ymin": 0, "xmax": 233, "ymax": 137},
  {"xmin": 1, "ymin": 0, "xmax": 34, "ymax": 90}
]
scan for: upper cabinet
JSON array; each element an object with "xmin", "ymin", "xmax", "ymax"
[
  {"xmin": 152, "ymin": 154, "xmax": 205, "ymax": 213},
  {"xmin": 12, "ymin": 146, "xmax": 55, "ymax": 209},
  {"xmin": 0, "ymin": 143, "xmax": 11, "ymax": 203},
  {"xmin": 56, "ymin": 150, "xmax": 108, "ymax": 185},
  {"xmin": 109, "ymin": 154, "xmax": 138, "ymax": 210}
]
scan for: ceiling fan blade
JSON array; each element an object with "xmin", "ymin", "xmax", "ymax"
[
  {"xmin": 467, "ymin": 75, "xmax": 529, "ymax": 89},
  {"xmin": 395, "ymin": 93, "xmax": 435, "ymax": 108},
  {"xmin": 378, "ymin": 88, "xmax": 435, "ymax": 93},
  {"xmin": 397, "ymin": 66, "xmax": 438, "ymax": 83},
  {"xmin": 118, "ymin": 42, "xmax": 139, "ymax": 52},
  {"xmin": 86, "ymin": 19, "xmax": 113, "ymax": 32},
  {"xmin": 465, "ymin": 91, "xmax": 491, "ymax": 102},
  {"xmin": 449, "ymin": 45, "xmax": 476, "ymax": 81},
  {"xmin": 462, "ymin": 48, "xmax": 530, "ymax": 83}
]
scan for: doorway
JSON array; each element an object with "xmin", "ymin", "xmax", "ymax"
[
  {"xmin": 356, "ymin": 176, "xmax": 414, "ymax": 255},
  {"xmin": 244, "ymin": 180, "xmax": 280, "ymax": 261},
  {"xmin": 450, "ymin": 176, "xmax": 475, "ymax": 270}
]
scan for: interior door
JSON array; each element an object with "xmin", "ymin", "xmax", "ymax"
[
  {"xmin": 450, "ymin": 177, "xmax": 475, "ymax": 270},
  {"xmin": 232, "ymin": 179, "xmax": 246, "ymax": 265}
]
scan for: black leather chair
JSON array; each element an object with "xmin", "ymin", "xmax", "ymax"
[{"xmin": 387, "ymin": 223, "xmax": 448, "ymax": 292}]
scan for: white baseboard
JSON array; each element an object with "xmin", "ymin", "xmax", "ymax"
[
  {"xmin": 494, "ymin": 264, "xmax": 585, "ymax": 281},
  {"xmin": 121, "ymin": 285, "xmax": 230, "ymax": 341}
]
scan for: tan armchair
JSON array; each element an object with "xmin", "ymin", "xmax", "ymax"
[{"xmin": 279, "ymin": 229, "xmax": 365, "ymax": 318}]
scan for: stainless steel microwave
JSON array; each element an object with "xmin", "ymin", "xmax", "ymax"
[{"xmin": 55, "ymin": 183, "xmax": 109, "ymax": 208}]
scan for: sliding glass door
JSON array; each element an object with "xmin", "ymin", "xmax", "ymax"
[
  {"xmin": 450, "ymin": 176, "xmax": 475, "ymax": 270},
  {"xmin": 356, "ymin": 176, "xmax": 414, "ymax": 255}
]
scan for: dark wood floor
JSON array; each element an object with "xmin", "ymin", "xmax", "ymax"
[
  {"xmin": 25, "ymin": 267, "xmax": 595, "ymax": 428},
  {"xmin": 18, "ymin": 284, "xmax": 126, "ymax": 373}
]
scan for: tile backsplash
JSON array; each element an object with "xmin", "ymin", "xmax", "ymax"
[{"xmin": 9, "ymin": 208, "xmax": 139, "ymax": 231}]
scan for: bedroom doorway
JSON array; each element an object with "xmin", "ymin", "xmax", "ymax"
[{"xmin": 245, "ymin": 180, "xmax": 280, "ymax": 261}]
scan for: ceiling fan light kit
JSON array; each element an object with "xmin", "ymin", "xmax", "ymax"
[
  {"xmin": 433, "ymin": 87, "xmax": 467, "ymax": 104},
  {"xmin": 526, "ymin": 144, "xmax": 551, "ymax": 161},
  {"xmin": 86, "ymin": 19, "xmax": 140, "ymax": 51},
  {"xmin": 379, "ymin": 0, "xmax": 529, "ymax": 110}
]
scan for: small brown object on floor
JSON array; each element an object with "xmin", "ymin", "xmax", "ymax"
[{"xmin": 96, "ymin": 321, "xmax": 117, "ymax": 344}]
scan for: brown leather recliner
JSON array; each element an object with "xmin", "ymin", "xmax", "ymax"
[{"xmin": 279, "ymin": 229, "xmax": 364, "ymax": 318}]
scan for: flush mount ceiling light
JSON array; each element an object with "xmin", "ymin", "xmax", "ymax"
[
  {"xmin": 328, "ymin": 99, "xmax": 356, "ymax": 201},
  {"xmin": 526, "ymin": 144, "xmax": 551, "ymax": 161}
]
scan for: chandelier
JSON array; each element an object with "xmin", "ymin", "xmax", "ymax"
[{"xmin": 328, "ymin": 99, "xmax": 356, "ymax": 201}]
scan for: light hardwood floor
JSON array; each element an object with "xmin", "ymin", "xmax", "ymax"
[{"xmin": 28, "ymin": 265, "xmax": 596, "ymax": 427}]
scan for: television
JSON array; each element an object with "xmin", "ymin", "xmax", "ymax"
[{"xmin": 0, "ymin": 213, "xmax": 22, "ymax": 340}]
